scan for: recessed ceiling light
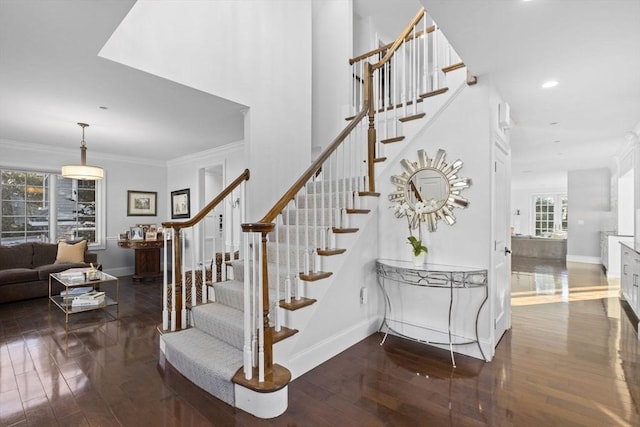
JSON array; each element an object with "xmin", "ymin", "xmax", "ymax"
[
  {"xmin": 542, "ymin": 80, "xmax": 559, "ymax": 89},
  {"xmin": 522, "ymin": 170, "xmax": 533, "ymax": 174},
  {"xmin": 549, "ymin": 122, "xmax": 558, "ymax": 126},
  {"xmin": 553, "ymin": 140, "xmax": 561, "ymax": 143},
  {"xmin": 99, "ymin": 106, "xmax": 109, "ymax": 110}
]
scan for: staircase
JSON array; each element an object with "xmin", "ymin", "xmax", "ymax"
[{"xmin": 158, "ymin": 7, "xmax": 473, "ymax": 419}]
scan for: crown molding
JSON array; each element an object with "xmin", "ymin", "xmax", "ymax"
[{"xmin": 166, "ymin": 140, "xmax": 244, "ymax": 167}]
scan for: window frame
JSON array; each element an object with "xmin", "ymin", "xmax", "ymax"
[
  {"xmin": 531, "ymin": 193, "xmax": 568, "ymax": 237},
  {"xmin": 0, "ymin": 167, "xmax": 106, "ymax": 250}
]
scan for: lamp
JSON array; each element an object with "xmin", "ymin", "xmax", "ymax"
[{"xmin": 61, "ymin": 122, "xmax": 104, "ymax": 180}]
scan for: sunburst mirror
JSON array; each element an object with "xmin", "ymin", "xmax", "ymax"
[{"xmin": 389, "ymin": 148, "xmax": 471, "ymax": 232}]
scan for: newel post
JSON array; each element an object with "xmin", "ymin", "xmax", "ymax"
[
  {"xmin": 365, "ymin": 62, "xmax": 376, "ymax": 193},
  {"xmin": 260, "ymin": 229, "xmax": 273, "ymax": 375},
  {"xmin": 241, "ymin": 222, "xmax": 275, "ymax": 378}
]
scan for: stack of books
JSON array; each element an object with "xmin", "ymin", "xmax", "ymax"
[
  {"xmin": 60, "ymin": 286, "xmax": 93, "ymax": 302},
  {"xmin": 70, "ymin": 290, "xmax": 106, "ymax": 308}
]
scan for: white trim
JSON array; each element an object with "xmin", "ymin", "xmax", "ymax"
[
  {"xmin": 282, "ymin": 317, "xmax": 381, "ymax": 380},
  {"xmin": 167, "ymin": 140, "xmax": 244, "ymax": 167},
  {"xmin": 0, "ymin": 139, "xmax": 166, "ymax": 167},
  {"xmin": 566, "ymin": 255, "xmax": 601, "ymax": 264}
]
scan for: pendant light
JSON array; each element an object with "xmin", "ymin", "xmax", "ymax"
[{"xmin": 61, "ymin": 122, "xmax": 104, "ymax": 180}]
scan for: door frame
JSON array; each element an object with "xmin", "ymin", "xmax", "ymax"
[{"xmin": 490, "ymin": 132, "xmax": 512, "ymax": 357}]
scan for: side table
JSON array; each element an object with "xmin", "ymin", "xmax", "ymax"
[
  {"xmin": 376, "ymin": 259, "xmax": 488, "ymax": 367},
  {"xmin": 49, "ymin": 269, "xmax": 119, "ymax": 329},
  {"xmin": 118, "ymin": 239, "xmax": 164, "ymax": 282}
]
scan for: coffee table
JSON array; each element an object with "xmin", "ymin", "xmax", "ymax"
[{"xmin": 49, "ymin": 268, "xmax": 119, "ymax": 328}]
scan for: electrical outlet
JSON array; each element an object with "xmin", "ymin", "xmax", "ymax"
[{"xmin": 360, "ymin": 287, "xmax": 368, "ymax": 305}]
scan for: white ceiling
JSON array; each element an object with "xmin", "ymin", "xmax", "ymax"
[
  {"xmin": 2, "ymin": 0, "xmax": 639, "ymax": 179},
  {"xmin": 0, "ymin": 0, "xmax": 246, "ymax": 163}
]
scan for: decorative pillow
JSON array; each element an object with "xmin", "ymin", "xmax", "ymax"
[{"xmin": 55, "ymin": 240, "xmax": 87, "ymax": 264}]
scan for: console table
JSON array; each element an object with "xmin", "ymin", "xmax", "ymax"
[
  {"xmin": 118, "ymin": 240, "xmax": 164, "ymax": 282},
  {"xmin": 376, "ymin": 259, "xmax": 488, "ymax": 367}
]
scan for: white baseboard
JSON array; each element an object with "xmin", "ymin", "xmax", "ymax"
[
  {"xmin": 285, "ymin": 317, "xmax": 381, "ymax": 380},
  {"xmin": 566, "ymin": 255, "xmax": 601, "ymax": 264}
]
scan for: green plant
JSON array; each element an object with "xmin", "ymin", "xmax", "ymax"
[{"xmin": 407, "ymin": 236, "xmax": 428, "ymax": 256}]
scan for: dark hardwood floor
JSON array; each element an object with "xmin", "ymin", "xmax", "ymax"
[{"xmin": 1, "ymin": 258, "xmax": 639, "ymax": 426}]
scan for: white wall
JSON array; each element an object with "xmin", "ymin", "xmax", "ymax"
[
  {"xmin": 1, "ymin": 139, "xmax": 167, "ymax": 276},
  {"xmin": 312, "ymin": 0, "xmax": 353, "ymax": 154},
  {"xmin": 567, "ymin": 167, "xmax": 611, "ymax": 262},
  {"xmin": 100, "ymin": 0, "xmax": 314, "ymax": 220},
  {"xmin": 376, "ymin": 79, "xmax": 501, "ymax": 359}
]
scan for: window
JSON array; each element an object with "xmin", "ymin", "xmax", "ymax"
[
  {"xmin": 0, "ymin": 169, "xmax": 104, "ymax": 248},
  {"xmin": 533, "ymin": 194, "xmax": 568, "ymax": 237}
]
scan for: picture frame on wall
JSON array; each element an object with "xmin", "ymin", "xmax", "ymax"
[
  {"xmin": 127, "ymin": 191, "xmax": 157, "ymax": 216},
  {"xmin": 171, "ymin": 188, "xmax": 191, "ymax": 219}
]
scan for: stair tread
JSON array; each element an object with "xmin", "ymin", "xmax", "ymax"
[
  {"xmin": 399, "ymin": 112, "xmax": 426, "ymax": 122},
  {"xmin": 332, "ymin": 227, "xmax": 358, "ymax": 233},
  {"xmin": 300, "ymin": 271, "xmax": 332, "ymax": 281},
  {"xmin": 192, "ymin": 303, "xmax": 244, "ymax": 350},
  {"xmin": 380, "ymin": 136, "xmax": 405, "ymax": 144},
  {"xmin": 442, "ymin": 62, "xmax": 465, "ymax": 73},
  {"xmin": 420, "ymin": 87, "xmax": 449, "ymax": 99},
  {"xmin": 317, "ymin": 248, "xmax": 346, "ymax": 256},
  {"xmin": 279, "ymin": 297, "xmax": 316, "ymax": 311},
  {"xmin": 162, "ymin": 328, "xmax": 243, "ymax": 405}
]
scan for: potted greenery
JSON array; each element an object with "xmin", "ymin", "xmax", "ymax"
[
  {"xmin": 408, "ymin": 235, "xmax": 428, "ymax": 266},
  {"xmin": 393, "ymin": 201, "xmax": 429, "ymax": 266}
]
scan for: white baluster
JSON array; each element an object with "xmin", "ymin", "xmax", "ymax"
[
  {"xmin": 275, "ymin": 214, "xmax": 281, "ymax": 332},
  {"xmin": 258, "ymin": 235, "xmax": 265, "ymax": 383},
  {"xmin": 243, "ymin": 232, "xmax": 252, "ymax": 380}
]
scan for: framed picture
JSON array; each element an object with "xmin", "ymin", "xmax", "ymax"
[
  {"xmin": 129, "ymin": 226, "xmax": 144, "ymax": 240},
  {"xmin": 171, "ymin": 188, "xmax": 191, "ymax": 219},
  {"xmin": 145, "ymin": 231, "xmax": 158, "ymax": 241},
  {"xmin": 127, "ymin": 191, "xmax": 157, "ymax": 216}
]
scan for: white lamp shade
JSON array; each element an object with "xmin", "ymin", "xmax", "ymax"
[{"xmin": 61, "ymin": 164, "xmax": 104, "ymax": 180}]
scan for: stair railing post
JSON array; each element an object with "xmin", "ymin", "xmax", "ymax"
[
  {"xmin": 260, "ymin": 228, "xmax": 274, "ymax": 379},
  {"xmin": 365, "ymin": 61, "xmax": 376, "ymax": 193},
  {"xmin": 172, "ymin": 226, "xmax": 183, "ymax": 330}
]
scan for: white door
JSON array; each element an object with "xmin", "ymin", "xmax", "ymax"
[{"xmin": 493, "ymin": 140, "xmax": 511, "ymax": 348}]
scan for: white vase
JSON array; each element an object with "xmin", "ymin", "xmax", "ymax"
[{"xmin": 412, "ymin": 252, "xmax": 425, "ymax": 267}]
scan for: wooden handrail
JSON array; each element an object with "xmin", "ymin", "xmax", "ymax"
[
  {"xmin": 349, "ymin": 23, "xmax": 435, "ymax": 65},
  {"xmin": 372, "ymin": 8, "xmax": 425, "ymax": 70},
  {"xmin": 163, "ymin": 169, "xmax": 250, "ymax": 230},
  {"xmin": 243, "ymin": 107, "xmax": 369, "ymax": 228}
]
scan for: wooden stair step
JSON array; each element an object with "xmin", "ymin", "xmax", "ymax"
[
  {"xmin": 300, "ymin": 271, "xmax": 332, "ymax": 281},
  {"xmin": 332, "ymin": 227, "xmax": 358, "ymax": 234},
  {"xmin": 399, "ymin": 112, "xmax": 426, "ymax": 123},
  {"xmin": 374, "ymin": 157, "xmax": 387, "ymax": 163},
  {"xmin": 346, "ymin": 208, "xmax": 371, "ymax": 214},
  {"xmin": 279, "ymin": 297, "xmax": 317, "ymax": 311},
  {"xmin": 420, "ymin": 87, "xmax": 449, "ymax": 99},
  {"xmin": 358, "ymin": 191, "xmax": 380, "ymax": 197},
  {"xmin": 273, "ymin": 326, "xmax": 298, "ymax": 343},
  {"xmin": 381, "ymin": 136, "xmax": 405, "ymax": 144},
  {"xmin": 442, "ymin": 62, "xmax": 465, "ymax": 73},
  {"xmin": 317, "ymin": 248, "xmax": 346, "ymax": 256},
  {"xmin": 232, "ymin": 363, "xmax": 291, "ymax": 393}
]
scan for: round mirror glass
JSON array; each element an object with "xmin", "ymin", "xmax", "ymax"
[{"xmin": 404, "ymin": 168, "xmax": 450, "ymax": 213}]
